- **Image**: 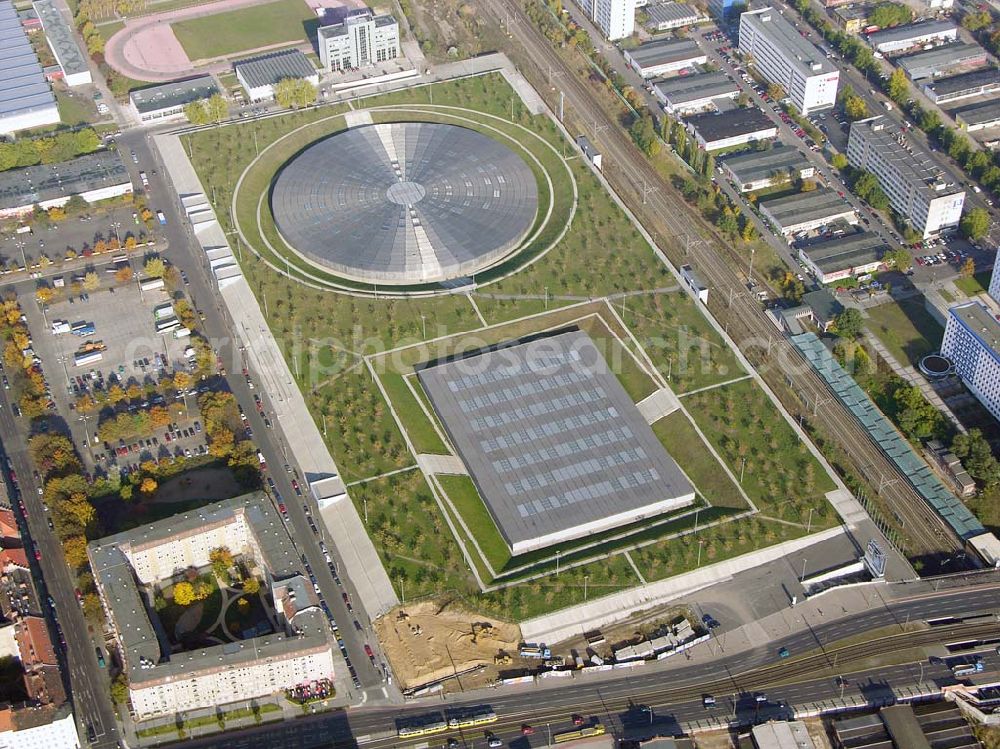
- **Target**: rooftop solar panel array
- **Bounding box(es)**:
[418,329,695,553]
[792,332,984,540]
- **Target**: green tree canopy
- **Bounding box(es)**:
[960,207,990,240]
[184,100,210,125]
[886,68,909,103]
[629,114,660,158]
[867,2,913,28]
[952,429,1000,488]
[833,308,864,339]
[274,78,317,109]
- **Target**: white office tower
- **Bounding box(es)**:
[989,258,1000,305]
[847,116,965,238]
[317,8,400,72]
[738,7,839,115]
[575,0,636,40]
[942,302,1000,423]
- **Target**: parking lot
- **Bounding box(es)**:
[23,275,210,473]
[0,204,148,273]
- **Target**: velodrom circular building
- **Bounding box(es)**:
[270,122,539,285]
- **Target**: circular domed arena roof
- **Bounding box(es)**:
[270,122,539,285]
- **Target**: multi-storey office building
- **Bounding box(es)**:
[738,7,840,114]
[846,116,965,238]
[317,9,399,72]
[941,302,1000,423]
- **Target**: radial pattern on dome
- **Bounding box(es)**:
[270,122,539,285]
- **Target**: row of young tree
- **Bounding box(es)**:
[0,130,102,173]
[0,298,53,420]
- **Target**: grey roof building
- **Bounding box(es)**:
[955,99,1000,131]
[271,122,538,285]
[0,149,132,219]
[624,38,707,77]
[32,0,91,86]
[685,107,777,150]
[417,329,695,554]
[644,1,704,31]
[88,493,334,718]
[652,71,740,114]
[759,187,857,235]
[847,116,965,238]
[867,19,957,54]
[922,68,1000,103]
[720,144,815,191]
[129,75,220,123]
[797,231,887,282]
[897,43,988,80]
[233,48,318,102]
[0,0,59,134]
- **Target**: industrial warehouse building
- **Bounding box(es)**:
[898,43,988,80]
[866,19,957,55]
[417,329,696,554]
[922,68,1000,104]
[32,0,91,86]
[317,8,399,73]
[624,38,707,78]
[738,7,840,114]
[129,76,220,123]
[797,232,886,283]
[685,108,777,151]
[847,116,965,238]
[942,302,1000,423]
[0,0,59,134]
[89,494,335,718]
[234,48,318,102]
[643,1,704,31]
[759,187,858,236]
[652,71,740,114]
[0,150,132,219]
[954,100,1000,131]
[721,144,815,191]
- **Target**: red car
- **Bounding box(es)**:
[572,715,585,726]
[364,644,374,659]
[34,548,41,561]
[521,725,535,736]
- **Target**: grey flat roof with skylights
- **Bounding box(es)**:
[417,329,695,554]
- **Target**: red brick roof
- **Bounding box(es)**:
[15,617,56,668]
[0,509,18,541]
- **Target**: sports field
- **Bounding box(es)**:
[171,0,315,61]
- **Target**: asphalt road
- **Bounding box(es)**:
[479,0,966,565]
[0,392,120,746]
[120,129,389,698]
[161,580,1000,749]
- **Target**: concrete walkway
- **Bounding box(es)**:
[153,129,400,620]
[636,387,680,424]
[519,525,846,644]
[416,454,466,475]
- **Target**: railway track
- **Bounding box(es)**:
[475,0,962,561]
[358,620,998,748]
